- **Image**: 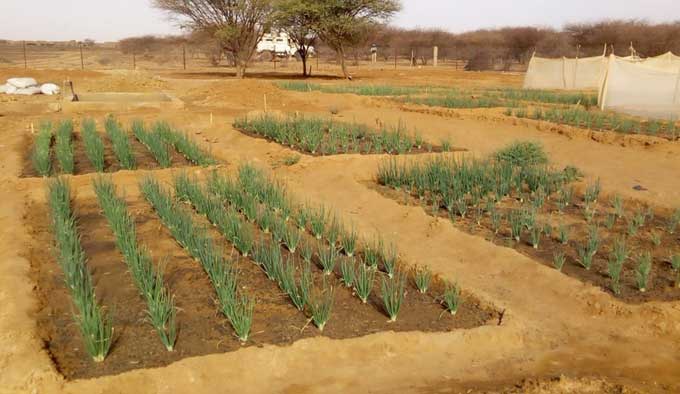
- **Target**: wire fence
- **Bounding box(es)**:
[0,41,527,73]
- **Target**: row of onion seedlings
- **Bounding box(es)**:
[47,177,113,362]
[93,177,176,350]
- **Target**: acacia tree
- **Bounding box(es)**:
[273,0,320,77]
[314,0,401,79]
[154,0,273,78]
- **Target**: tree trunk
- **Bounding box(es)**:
[301,54,308,77]
[338,46,350,79]
[235,58,247,79]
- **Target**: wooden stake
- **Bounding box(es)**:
[23,41,27,69]
[80,43,84,70]
[133,52,136,69]
[433,46,438,67]
[394,47,397,69]
[183,45,187,70]
[264,94,267,113]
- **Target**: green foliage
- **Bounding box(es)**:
[155,121,215,166]
[608,237,628,295]
[54,120,75,174]
[234,114,423,155]
[318,244,338,275]
[413,265,432,293]
[671,254,680,288]
[308,279,334,331]
[354,262,375,303]
[576,226,600,270]
[105,115,136,170]
[381,273,405,321]
[32,122,53,176]
[133,120,171,167]
[47,177,113,362]
[340,257,355,287]
[667,209,680,234]
[635,252,652,292]
[82,119,105,172]
[494,141,548,167]
[442,281,461,315]
[553,251,565,271]
[277,81,422,96]
[93,177,176,350]
[141,176,253,342]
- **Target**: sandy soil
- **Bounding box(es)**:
[1,65,679,394]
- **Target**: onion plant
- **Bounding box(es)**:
[382,242,398,278]
[635,252,652,292]
[553,251,566,272]
[82,118,105,172]
[381,273,406,321]
[105,115,136,170]
[671,254,680,287]
[54,120,74,174]
[32,122,53,176]
[341,227,358,257]
[132,120,171,167]
[94,177,176,350]
[576,226,600,270]
[413,265,432,293]
[280,258,311,311]
[584,179,601,204]
[47,177,113,362]
[308,279,334,331]
[442,281,461,315]
[318,244,338,275]
[340,257,355,287]
[667,210,680,234]
[608,237,628,295]
[611,195,624,219]
[354,262,375,303]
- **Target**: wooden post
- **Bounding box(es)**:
[183,45,187,70]
[79,43,84,70]
[263,94,267,113]
[394,47,398,69]
[132,52,136,69]
[316,53,319,71]
[23,41,27,69]
[433,46,438,67]
[410,49,414,67]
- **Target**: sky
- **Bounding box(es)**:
[0,0,678,42]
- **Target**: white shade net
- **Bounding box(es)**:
[523,55,607,90]
[599,55,680,120]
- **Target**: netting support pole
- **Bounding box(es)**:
[23,41,27,69]
[433,46,438,67]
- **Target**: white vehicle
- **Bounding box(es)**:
[257,31,314,58]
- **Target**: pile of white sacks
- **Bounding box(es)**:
[0,77,60,95]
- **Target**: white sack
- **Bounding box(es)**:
[7,77,38,89]
[5,84,18,94]
[15,86,43,95]
[0,84,9,93]
[40,83,60,95]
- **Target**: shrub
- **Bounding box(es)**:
[494,141,548,167]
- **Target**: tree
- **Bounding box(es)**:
[154,0,274,78]
[314,0,401,79]
[273,0,320,77]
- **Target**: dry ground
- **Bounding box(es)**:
[1,64,679,394]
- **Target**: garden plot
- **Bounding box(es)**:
[28,167,495,379]
[234,114,460,155]
[22,116,214,177]
[276,82,679,140]
[375,142,680,302]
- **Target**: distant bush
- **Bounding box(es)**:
[494,141,548,167]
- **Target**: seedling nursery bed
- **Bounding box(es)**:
[27,175,495,380]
